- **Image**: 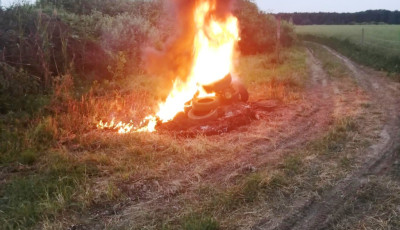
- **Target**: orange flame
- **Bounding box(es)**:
[97,0,239,133]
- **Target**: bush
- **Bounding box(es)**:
[235,0,277,54]
[281,20,297,47]
[0,5,73,89]
[96,12,160,74]
[234,0,295,55]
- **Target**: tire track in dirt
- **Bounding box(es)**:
[253,43,400,230]
[78,47,338,229]
[200,46,336,185]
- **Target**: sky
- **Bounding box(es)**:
[1,0,399,13]
[1,0,35,8]
[254,0,400,13]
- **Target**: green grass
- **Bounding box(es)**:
[297,25,400,56]
[296,25,400,74]
[181,215,219,230]
[236,46,308,101]
[0,152,96,229]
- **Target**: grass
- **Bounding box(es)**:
[169,116,363,229]
[0,46,308,229]
[332,175,400,229]
[306,42,353,80]
[1,41,397,229]
[296,25,400,74]
[236,46,308,101]
[297,25,400,56]
[181,215,219,230]
[0,152,95,229]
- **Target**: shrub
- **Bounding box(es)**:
[30,116,58,147]
[235,0,277,54]
[96,12,160,74]
[234,0,296,55]
[281,20,297,47]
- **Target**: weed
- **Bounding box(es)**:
[0,152,94,229]
[311,118,357,155]
[182,214,219,230]
[333,176,400,229]
[105,182,121,201]
[30,116,58,147]
[283,155,303,175]
[18,149,39,165]
[339,156,352,169]
[301,34,400,75]
[236,46,307,101]
[267,173,289,190]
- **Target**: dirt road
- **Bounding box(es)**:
[71,42,400,230]
[253,43,400,230]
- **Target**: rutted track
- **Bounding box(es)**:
[71,43,400,230]
[253,43,400,230]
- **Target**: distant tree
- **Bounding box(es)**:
[278,10,400,25]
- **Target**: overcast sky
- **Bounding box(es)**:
[253,0,400,13]
[1,0,400,13]
[1,0,35,7]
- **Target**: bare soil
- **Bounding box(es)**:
[253,43,400,230]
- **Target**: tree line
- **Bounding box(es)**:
[278,10,400,25]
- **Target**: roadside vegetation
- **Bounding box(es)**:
[0,0,298,229]
[2,0,399,229]
[297,25,400,75]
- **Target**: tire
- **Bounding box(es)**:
[184,100,192,114]
[188,108,218,122]
[220,87,240,105]
[202,73,232,93]
[232,81,249,102]
[192,96,220,112]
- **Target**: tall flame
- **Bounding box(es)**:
[97,0,239,133]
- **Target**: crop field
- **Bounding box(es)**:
[296,25,400,73]
[296,25,400,56]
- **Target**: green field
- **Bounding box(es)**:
[296,25,400,73]
[296,25,400,56]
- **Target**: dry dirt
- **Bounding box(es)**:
[253,43,400,230]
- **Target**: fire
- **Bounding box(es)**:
[97,0,239,133]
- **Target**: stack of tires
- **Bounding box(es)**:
[187,73,249,122]
[188,97,220,122]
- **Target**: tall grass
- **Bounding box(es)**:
[297,25,400,56]
[297,25,400,74]
[0,1,298,229]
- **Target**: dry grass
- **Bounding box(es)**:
[0,46,308,229]
[3,43,397,230]
[237,46,308,102]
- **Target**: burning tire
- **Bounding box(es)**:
[184,100,192,115]
[221,88,240,104]
[192,96,220,112]
[202,73,232,93]
[232,81,249,102]
[188,108,218,122]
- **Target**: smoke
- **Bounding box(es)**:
[143,0,236,83]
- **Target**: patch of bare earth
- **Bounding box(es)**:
[253,43,400,230]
